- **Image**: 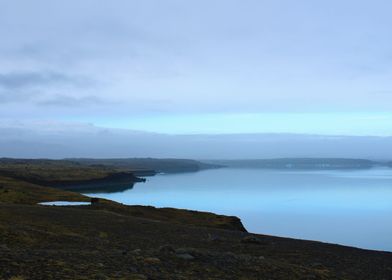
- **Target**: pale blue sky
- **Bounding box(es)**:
[1,0,392,135]
[92,112,392,136]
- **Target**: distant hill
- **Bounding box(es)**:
[1,124,392,159]
[206,158,382,170]
[0,158,222,194]
[68,158,222,174]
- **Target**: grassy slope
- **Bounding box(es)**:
[0,172,245,232]
[0,175,89,204]
[0,159,113,181]
[1,203,392,279]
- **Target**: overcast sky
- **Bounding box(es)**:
[1,0,392,135]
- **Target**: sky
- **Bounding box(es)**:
[1,0,392,135]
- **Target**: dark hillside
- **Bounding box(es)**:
[209,158,376,170]
[69,157,222,173]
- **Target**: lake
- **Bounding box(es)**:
[86,168,392,252]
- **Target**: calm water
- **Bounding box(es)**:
[87,168,392,251]
[38,201,91,206]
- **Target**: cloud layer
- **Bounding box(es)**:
[1,0,392,135]
[0,121,391,159]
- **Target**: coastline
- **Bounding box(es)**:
[1,159,392,279]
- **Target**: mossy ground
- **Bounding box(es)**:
[0,159,114,182]
[0,175,88,205]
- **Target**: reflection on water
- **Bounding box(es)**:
[86,168,392,251]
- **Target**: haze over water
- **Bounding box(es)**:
[88,168,392,252]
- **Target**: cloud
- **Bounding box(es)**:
[1,0,392,129]
[0,71,91,90]
[38,95,107,107]
[0,71,95,104]
[0,88,33,103]
[0,121,392,159]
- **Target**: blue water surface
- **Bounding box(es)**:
[87,168,392,251]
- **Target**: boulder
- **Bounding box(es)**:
[176,253,194,260]
[241,235,263,245]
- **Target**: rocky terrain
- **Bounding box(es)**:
[0,159,392,279]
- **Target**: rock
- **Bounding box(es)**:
[159,245,175,254]
[176,253,194,260]
[143,257,161,265]
[174,247,200,260]
[131,249,142,255]
[91,197,100,204]
[310,262,324,269]
[94,273,108,280]
[175,247,200,256]
[258,256,266,260]
[304,274,318,280]
[128,274,147,280]
[223,252,237,259]
[0,244,9,251]
[236,254,252,261]
[207,234,223,242]
[241,235,263,245]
